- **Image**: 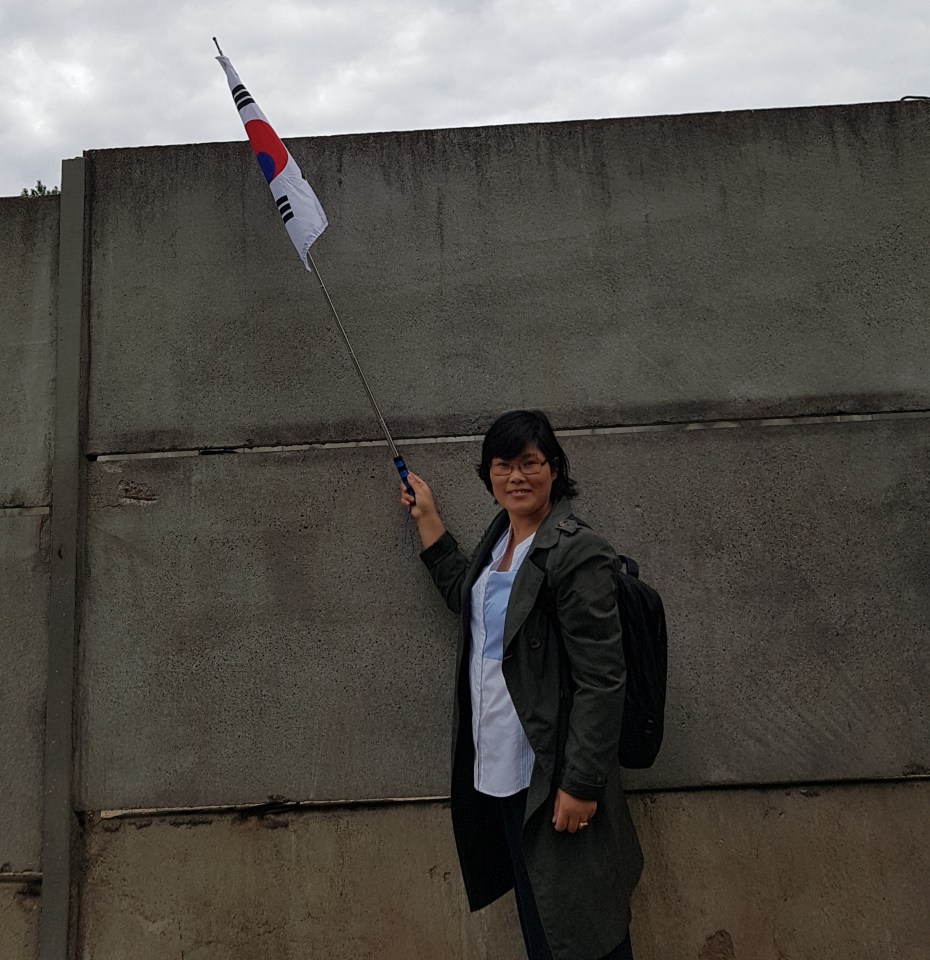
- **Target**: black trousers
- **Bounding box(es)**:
[498,790,634,960]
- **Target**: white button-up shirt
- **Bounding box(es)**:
[469,527,537,797]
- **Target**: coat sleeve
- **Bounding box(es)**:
[550,532,625,802]
[419,531,469,616]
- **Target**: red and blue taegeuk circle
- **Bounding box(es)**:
[245,119,288,184]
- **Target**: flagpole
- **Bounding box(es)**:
[213,42,413,500]
[306,250,415,498]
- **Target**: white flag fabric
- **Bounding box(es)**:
[217,55,328,270]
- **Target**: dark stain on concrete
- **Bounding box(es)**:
[14,880,41,902]
[167,817,214,829]
[233,800,300,826]
[700,929,735,960]
[116,477,158,505]
[261,817,290,830]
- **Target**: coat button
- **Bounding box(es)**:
[529,637,542,649]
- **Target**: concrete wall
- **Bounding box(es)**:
[77,781,930,960]
[77,802,522,960]
[0,194,57,959]
[0,885,39,960]
[69,100,929,958]
[3,100,929,958]
[79,418,929,809]
[86,101,930,453]
[0,197,58,507]
[0,515,50,870]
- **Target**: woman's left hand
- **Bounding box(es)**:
[552,789,597,833]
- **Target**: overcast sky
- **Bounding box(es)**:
[2,0,929,197]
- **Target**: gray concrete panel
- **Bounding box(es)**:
[565,418,930,790]
[79,418,928,808]
[79,446,497,810]
[630,780,930,960]
[76,782,930,960]
[86,101,930,454]
[0,884,39,960]
[78,802,520,960]
[0,197,58,505]
[0,515,49,870]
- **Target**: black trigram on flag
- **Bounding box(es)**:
[275,195,294,224]
[231,83,255,111]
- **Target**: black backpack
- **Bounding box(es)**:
[533,517,668,769]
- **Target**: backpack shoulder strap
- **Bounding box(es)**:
[617,554,639,578]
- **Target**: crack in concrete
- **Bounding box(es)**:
[86,408,930,463]
[89,774,930,823]
[0,872,42,884]
[96,794,451,821]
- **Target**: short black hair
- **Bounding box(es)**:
[476,409,578,501]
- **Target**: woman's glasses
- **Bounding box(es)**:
[490,457,549,477]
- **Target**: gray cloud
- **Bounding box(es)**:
[2,0,928,196]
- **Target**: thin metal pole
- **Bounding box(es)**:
[306,250,401,460]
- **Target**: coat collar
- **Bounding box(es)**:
[499,498,574,653]
[462,497,573,612]
[470,498,575,655]
[470,496,573,578]
[528,497,575,552]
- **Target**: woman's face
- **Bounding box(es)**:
[489,443,555,521]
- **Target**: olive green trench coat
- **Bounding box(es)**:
[420,497,643,960]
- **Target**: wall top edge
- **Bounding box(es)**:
[0,191,61,205]
[82,99,929,161]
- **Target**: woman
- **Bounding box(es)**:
[400,409,643,960]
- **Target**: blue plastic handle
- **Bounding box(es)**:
[394,455,415,501]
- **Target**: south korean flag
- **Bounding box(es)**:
[217,54,328,270]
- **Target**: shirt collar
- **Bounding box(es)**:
[490,525,537,568]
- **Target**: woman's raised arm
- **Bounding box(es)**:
[400,472,446,549]
[402,472,467,616]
